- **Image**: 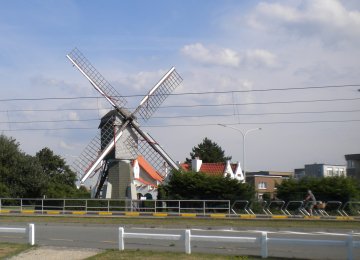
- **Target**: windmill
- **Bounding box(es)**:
[67,48,182,199]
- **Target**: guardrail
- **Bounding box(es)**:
[118,227,360,259]
[0,198,230,215]
[0,198,359,217]
[0,224,35,245]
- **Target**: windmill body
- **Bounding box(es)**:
[67,48,182,199]
[99,110,138,161]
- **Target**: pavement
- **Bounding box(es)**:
[9,246,103,260]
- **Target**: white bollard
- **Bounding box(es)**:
[185,229,191,254]
[119,227,124,250]
[28,224,35,246]
[347,231,353,260]
[260,231,268,258]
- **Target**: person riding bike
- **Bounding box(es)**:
[304,190,316,216]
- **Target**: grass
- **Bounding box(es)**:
[0,215,359,230]
[0,243,32,259]
[86,249,298,260]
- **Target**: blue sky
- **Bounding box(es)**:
[1,0,360,181]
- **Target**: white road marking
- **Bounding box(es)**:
[49,238,74,242]
[101,240,116,244]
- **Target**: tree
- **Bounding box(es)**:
[276,176,360,203]
[36,147,89,198]
[186,137,231,163]
[158,169,253,202]
[0,134,46,197]
[0,134,90,198]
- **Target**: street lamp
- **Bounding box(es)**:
[218,124,262,181]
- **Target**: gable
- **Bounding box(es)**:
[136,156,163,182]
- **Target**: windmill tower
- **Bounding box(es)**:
[67,48,182,199]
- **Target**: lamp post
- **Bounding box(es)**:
[218,124,261,181]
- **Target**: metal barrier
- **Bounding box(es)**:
[284,201,306,216]
[0,198,230,215]
[231,200,254,215]
[341,201,360,216]
[319,201,342,216]
[1,198,359,217]
[263,200,286,215]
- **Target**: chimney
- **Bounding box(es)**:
[191,157,202,172]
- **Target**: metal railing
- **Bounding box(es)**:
[0,198,359,217]
[0,198,230,215]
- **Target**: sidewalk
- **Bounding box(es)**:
[9,246,103,260]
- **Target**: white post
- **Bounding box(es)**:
[28,224,35,246]
[119,227,124,250]
[347,231,353,260]
[185,229,191,254]
[260,231,268,258]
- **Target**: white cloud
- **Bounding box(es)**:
[181,43,240,67]
[115,69,174,93]
[244,49,278,68]
[181,43,278,69]
[59,140,74,150]
[248,0,360,45]
[68,111,79,121]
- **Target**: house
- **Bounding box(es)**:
[245,171,292,200]
[294,168,306,179]
[304,163,346,178]
[180,159,290,199]
[245,175,284,200]
[180,157,244,182]
[246,171,293,178]
[345,154,360,181]
[294,163,347,179]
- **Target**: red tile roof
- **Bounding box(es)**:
[136,156,163,182]
[180,162,233,177]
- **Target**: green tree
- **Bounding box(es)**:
[0,135,46,197]
[186,137,231,163]
[276,176,360,203]
[36,147,90,198]
[0,134,90,198]
[158,169,253,202]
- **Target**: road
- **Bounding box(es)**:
[0,222,359,259]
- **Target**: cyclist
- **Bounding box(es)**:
[304,190,316,215]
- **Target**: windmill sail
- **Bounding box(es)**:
[67,48,127,110]
[124,131,178,178]
[133,67,182,121]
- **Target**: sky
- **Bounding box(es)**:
[1,0,359,181]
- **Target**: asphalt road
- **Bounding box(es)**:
[0,222,359,259]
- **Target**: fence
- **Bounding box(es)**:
[0,198,359,216]
[0,224,35,245]
[0,198,231,215]
[118,227,359,259]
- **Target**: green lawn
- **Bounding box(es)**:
[0,243,31,259]
[86,249,305,260]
